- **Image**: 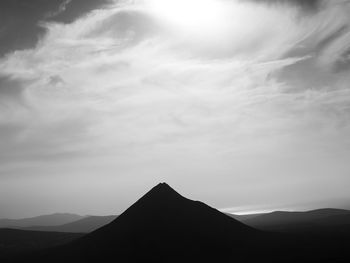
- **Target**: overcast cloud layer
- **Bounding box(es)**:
[1,0,350,218]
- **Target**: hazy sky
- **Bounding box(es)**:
[1,0,350,218]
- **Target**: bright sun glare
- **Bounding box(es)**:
[147,0,230,35]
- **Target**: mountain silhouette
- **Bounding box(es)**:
[23,215,117,233]
[239,208,350,234]
[0,213,84,229]
[8,183,350,263]
[30,183,263,262]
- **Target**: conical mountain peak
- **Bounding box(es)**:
[136,182,186,205]
[36,183,260,263]
[153,182,173,190]
[149,182,179,195]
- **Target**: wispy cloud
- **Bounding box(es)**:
[242,0,323,13]
[1,0,350,217]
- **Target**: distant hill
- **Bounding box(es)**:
[0,213,85,229]
[23,208,350,235]
[24,215,117,233]
[0,229,83,262]
[5,208,350,237]
[231,208,350,234]
[226,212,265,221]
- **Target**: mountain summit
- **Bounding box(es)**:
[148,182,178,192]
[134,182,186,205]
[30,183,262,263]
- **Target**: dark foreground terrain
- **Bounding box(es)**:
[0,229,83,262]
[2,183,350,262]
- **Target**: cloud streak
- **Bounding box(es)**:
[0,0,350,217]
[242,0,323,13]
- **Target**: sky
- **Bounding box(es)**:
[0,0,350,218]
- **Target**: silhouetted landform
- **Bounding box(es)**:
[18,183,268,262]
[234,208,350,235]
[24,215,117,233]
[0,229,83,262]
[7,208,350,235]
[0,213,85,229]
[4,183,350,262]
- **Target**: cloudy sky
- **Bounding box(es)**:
[1,0,350,218]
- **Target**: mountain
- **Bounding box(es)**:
[0,229,84,262]
[9,183,350,263]
[240,208,350,234]
[24,208,350,235]
[29,183,265,263]
[0,213,85,229]
[24,215,117,233]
